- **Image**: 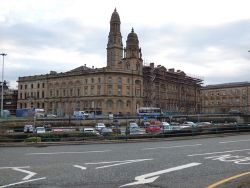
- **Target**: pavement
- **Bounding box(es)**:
[1,131,250,148]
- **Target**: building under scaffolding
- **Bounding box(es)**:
[143,63,203,115]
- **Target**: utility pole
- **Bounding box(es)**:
[0,53,7,118]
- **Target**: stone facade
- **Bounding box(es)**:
[143,63,202,114]
[201,82,250,114]
[17,9,203,116]
[17,9,143,116]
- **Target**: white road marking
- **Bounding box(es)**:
[12,167,37,180]
[73,165,87,170]
[219,139,250,144]
[120,162,201,187]
[205,154,250,164]
[142,144,202,150]
[188,148,250,157]
[0,166,37,180]
[0,166,30,169]
[95,159,153,169]
[0,177,46,188]
[84,159,153,169]
[27,150,111,155]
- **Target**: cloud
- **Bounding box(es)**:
[1,0,250,88]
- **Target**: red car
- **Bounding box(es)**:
[145,125,161,133]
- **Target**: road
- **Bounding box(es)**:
[0,134,250,187]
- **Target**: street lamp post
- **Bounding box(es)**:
[0,53,7,118]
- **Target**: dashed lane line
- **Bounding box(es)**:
[219,139,250,144]
[142,144,202,150]
[26,150,111,155]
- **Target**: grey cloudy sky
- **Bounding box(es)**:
[1,0,250,88]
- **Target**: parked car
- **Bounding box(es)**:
[44,124,52,132]
[196,122,213,128]
[23,124,34,133]
[181,121,197,127]
[145,125,161,133]
[110,125,121,134]
[83,127,99,135]
[100,127,113,136]
[126,122,141,135]
[35,127,46,134]
[46,114,57,118]
[161,122,172,133]
[95,123,106,131]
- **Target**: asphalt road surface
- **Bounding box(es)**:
[0,134,250,188]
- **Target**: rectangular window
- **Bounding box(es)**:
[97,85,101,95]
[91,86,94,95]
[84,86,88,95]
[108,86,112,95]
[126,86,130,96]
[118,85,122,96]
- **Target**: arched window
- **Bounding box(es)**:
[136,63,140,70]
[108,77,112,84]
[117,77,122,85]
[126,63,130,70]
[126,100,131,108]
[117,100,124,108]
[107,100,113,108]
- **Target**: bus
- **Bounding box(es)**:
[137,107,162,117]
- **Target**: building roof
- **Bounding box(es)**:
[203,81,250,89]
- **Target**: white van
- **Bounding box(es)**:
[73,111,89,119]
[23,125,34,133]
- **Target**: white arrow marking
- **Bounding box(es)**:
[120,162,201,187]
[0,177,46,188]
[12,167,37,180]
[73,165,87,170]
[85,158,153,169]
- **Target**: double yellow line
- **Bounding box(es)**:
[207,172,250,188]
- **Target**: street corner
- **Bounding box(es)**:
[207,172,250,188]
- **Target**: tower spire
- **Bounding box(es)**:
[107,9,123,69]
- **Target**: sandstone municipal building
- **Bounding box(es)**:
[17,9,202,116]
